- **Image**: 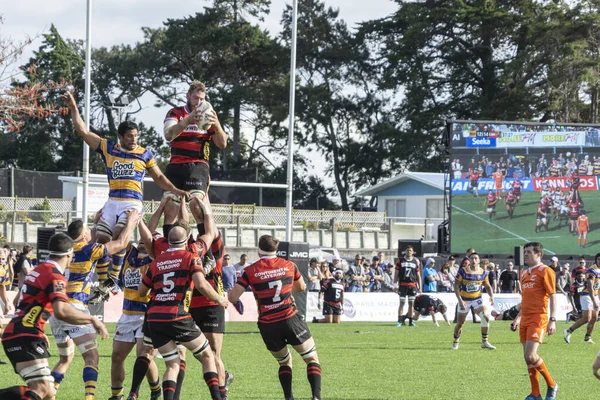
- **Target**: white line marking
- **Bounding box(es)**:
[483,236,562,241]
[452,205,557,255]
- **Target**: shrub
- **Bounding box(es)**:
[30,197,52,223]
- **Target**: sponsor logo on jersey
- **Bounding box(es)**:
[111,160,136,178]
[124,269,143,288]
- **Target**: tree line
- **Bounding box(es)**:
[1,0,600,209]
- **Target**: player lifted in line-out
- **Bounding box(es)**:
[483,189,498,222]
[228,235,322,400]
[452,252,496,350]
[577,211,590,248]
[394,245,422,327]
[108,239,161,400]
[411,294,450,327]
[564,252,600,345]
[162,81,228,238]
[0,233,109,400]
[62,92,188,294]
[504,188,517,219]
[516,242,558,400]
[138,195,229,400]
[313,269,345,324]
[49,212,139,400]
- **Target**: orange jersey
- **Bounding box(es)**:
[493,171,503,187]
[578,215,589,232]
[520,264,556,320]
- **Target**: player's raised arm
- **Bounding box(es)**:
[137,220,155,259]
[207,109,228,149]
[147,197,170,234]
[61,92,102,150]
[163,107,200,142]
[146,166,190,199]
[191,258,228,308]
[197,194,217,246]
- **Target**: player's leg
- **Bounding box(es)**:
[72,332,100,400]
[95,201,116,284]
[332,305,342,323]
[475,305,495,349]
[173,345,187,400]
[584,298,599,343]
[412,311,421,321]
[452,304,469,349]
[314,303,334,323]
[180,334,221,400]
[136,338,161,400]
[396,291,406,326]
[155,341,181,400]
[15,359,56,400]
[48,317,73,397]
[128,321,156,399]
[205,332,227,399]
[186,163,210,233]
[258,320,295,400]
[406,289,417,326]
[565,297,593,343]
[110,339,135,400]
[287,315,320,400]
[523,333,557,399]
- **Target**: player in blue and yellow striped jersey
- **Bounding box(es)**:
[48,211,140,400]
[452,252,496,350]
[109,242,162,400]
[564,252,600,344]
[62,92,189,291]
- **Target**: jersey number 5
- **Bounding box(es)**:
[269,280,282,302]
[163,272,175,293]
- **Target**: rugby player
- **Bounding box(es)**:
[162,81,227,238]
[452,252,495,350]
[48,212,139,400]
[512,177,523,203]
[62,92,188,293]
[228,235,322,400]
[491,302,522,331]
[394,246,421,327]
[518,242,558,400]
[535,202,548,233]
[483,189,498,222]
[412,294,450,327]
[138,197,228,400]
[0,233,109,400]
[577,211,590,248]
[564,252,600,344]
[568,271,585,322]
[504,188,517,219]
[313,269,345,324]
[492,168,504,197]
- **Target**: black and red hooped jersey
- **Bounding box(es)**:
[506,192,516,204]
[395,257,421,287]
[320,278,344,306]
[190,232,225,308]
[142,249,203,322]
[568,202,579,218]
[164,106,216,165]
[2,261,68,341]
[512,180,522,194]
[152,233,203,259]
[486,192,497,206]
[237,256,301,323]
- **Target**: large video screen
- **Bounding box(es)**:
[449,120,600,257]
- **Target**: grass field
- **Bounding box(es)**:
[451,191,600,256]
[1,321,599,399]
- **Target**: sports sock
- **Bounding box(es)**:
[51,371,64,391]
[149,378,161,393]
[163,224,174,238]
[162,380,177,400]
[111,249,126,280]
[527,363,541,396]
[567,327,575,333]
[278,365,293,399]
[0,386,27,400]
[111,387,123,397]
[534,357,555,388]
[585,333,592,341]
[130,356,151,397]
[21,390,42,400]
[83,365,99,400]
[96,255,111,283]
[307,362,322,399]
[203,372,221,400]
[219,386,226,397]
[578,238,581,246]
[482,333,489,342]
[173,360,186,400]
[453,334,460,342]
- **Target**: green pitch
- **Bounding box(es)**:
[451,191,600,256]
[0,321,597,399]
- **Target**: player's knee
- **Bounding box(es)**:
[19,363,54,389]
[524,354,537,364]
[95,222,113,241]
[191,338,212,362]
[275,350,292,367]
[299,345,318,364]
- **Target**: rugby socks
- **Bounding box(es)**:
[527,363,541,397]
[533,357,556,388]
[585,333,592,342]
[307,362,322,399]
[174,360,186,400]
[162,380,177,400]
[111,249,126,281]
[129,356,151,397]
[197,223,205,236]
[163,224,174,238]
[149,378,161,395]
[278,365,293,399]
[219,386,226,398]
[21,390,42,400]
[203,372,221,400]
[51,371,64,391]
[0,386,27,400]
[482,332,489,342]
[111,386,123,398]
[83,365,99,400]
[96,255,111,283]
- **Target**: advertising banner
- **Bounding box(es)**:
[532,176,598,191]
[451,178,534,194]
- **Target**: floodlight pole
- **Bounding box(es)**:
[82,0,92,221]
[285,0,298,242]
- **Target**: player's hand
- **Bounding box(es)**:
[92,318,109,340]
[593,354,600,380]
[61,92,77,111]
[317,302,321,310]
[510,319,519,331]
[207,109,220,129]
[547,320,556,336]
[217,295,229,309]
[173,189,191,200]
[125,209,141,223]
[459,300,466,310]
[4,302,13,314]
[489,297,495,306]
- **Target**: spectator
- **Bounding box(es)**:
[362,261,374,292]
[422,258,439,293]
[345,254,365,292]
[499,261,520,293]
[221,254,237,292]
[572,257,587,280]
[382,265,397,293]
[319,261,331,285]
[370,256,384,292]
[549,256,560,273]
[484,260,497,293]
[13,244,34,290]
[556,264,571,296]
[377,252,388,271]
[233,253,250,278]
[307,258,323,292]
[438,263,453,293]
[448,255,458,278]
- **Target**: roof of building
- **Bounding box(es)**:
[355,172,447,196]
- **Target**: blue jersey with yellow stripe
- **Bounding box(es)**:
[0,260,7,285]
[66,241,107,307]
[119,247,151,315]
[456,266,488,301]
[583,265,600,296]
[96,138,157,202]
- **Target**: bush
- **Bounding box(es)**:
[0,205,6,223]
[30,197,52,223]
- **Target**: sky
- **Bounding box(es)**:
[1,0,398,196]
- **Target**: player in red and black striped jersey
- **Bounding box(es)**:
[228,235,322,400]
[162,81,228,239]
[313,269,345,324]
[0,233,108,400]
[504,188,517,218]
[412,294,450,327]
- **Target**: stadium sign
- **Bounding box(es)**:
[450,178,533,194]
[466,137,496,147]
[496,130,585,148]
[533,176,598,191]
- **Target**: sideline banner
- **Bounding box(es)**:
[533,176,598,191]
[451,178,534,195]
